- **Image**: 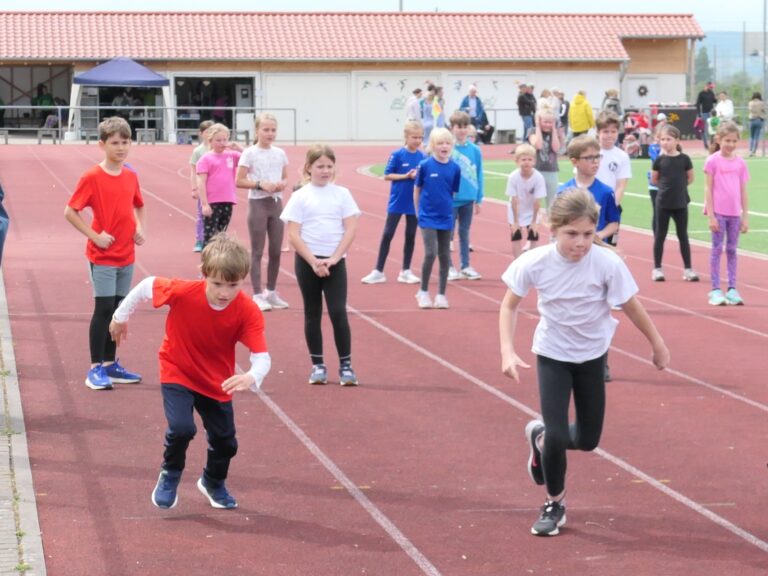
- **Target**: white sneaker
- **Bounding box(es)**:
[651,268,665,282]
[253,294,273,311]
[433,294,449,309]
[361,269,386,284]
[461,266,481,280]
[415,290,433,309]
[447,267,462,281]
[397,269,420,284]
[264,290,289,309]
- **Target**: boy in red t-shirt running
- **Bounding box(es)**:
[64,116,146,391]
[109,234,271,510]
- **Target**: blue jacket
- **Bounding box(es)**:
[451,142,484,207]
[459,95,486,123]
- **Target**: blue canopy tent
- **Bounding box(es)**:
[68,57,172,139]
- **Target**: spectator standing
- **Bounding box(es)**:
[405,88,423,122]
[517,84,537,140]
[747,92,765,156]
[695,81,717,149]
[715,92,734,122]
[568,91,594,138]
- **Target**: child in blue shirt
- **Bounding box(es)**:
[361,121,425,285]
[558,135,620,241]
[414,127,461,310]
[447,111,484,281]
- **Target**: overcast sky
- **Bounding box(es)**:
[7,0,765,32]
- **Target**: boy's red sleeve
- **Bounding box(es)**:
[67,174,93,211]
[133,176,145,208]
[152,277,175,308]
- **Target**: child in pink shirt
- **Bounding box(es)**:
[703,121,750,306]
[197,124,243,246]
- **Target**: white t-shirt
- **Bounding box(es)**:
[505,169,546,226]
[596,146,632,192]
[280,183,361,257]
[237,145,289,200]
[501,243,638,363]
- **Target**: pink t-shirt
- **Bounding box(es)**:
[703,152,749,217]
[197,150,241,204]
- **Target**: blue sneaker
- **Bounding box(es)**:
[708,289,726,306]
[152,469,181,509]
[104,359,142,384]
[85,364,113,390]
[197,475,238,509]
[725,288,744,306]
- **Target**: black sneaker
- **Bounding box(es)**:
[531,499,566,536]
[197,475,238,509]
[152,469,181,509]
[524,420,545,486]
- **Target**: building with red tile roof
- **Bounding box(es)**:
[0,11,704,141]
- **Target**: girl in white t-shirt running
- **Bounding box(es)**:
[499,188,669,537]
[280,145,361,386]
[236,113,290,312]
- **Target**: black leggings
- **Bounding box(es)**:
[203,202,233,246]
[294,255,351,367]
[375,213,418,272]
[537,354,606,496]
[89,296,123,364]
[420,228,451,294]
[653,205,691,269]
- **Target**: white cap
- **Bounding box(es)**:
[656,113,667,121]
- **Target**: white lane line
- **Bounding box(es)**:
[253,387,443,576]
[348,305,768,554]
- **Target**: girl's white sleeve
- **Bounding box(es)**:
[248,352,272,391]
[112,276,156,323]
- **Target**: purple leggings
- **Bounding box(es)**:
[710,214,740,290]
[195,198,204,242]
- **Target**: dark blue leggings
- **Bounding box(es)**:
[161,383,237,482]
[537,354,606,496]
[374,213,418,272]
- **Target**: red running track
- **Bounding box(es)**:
[1,143,766,575]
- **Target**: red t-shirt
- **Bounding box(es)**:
[152,278,267,402]
[68,165,144,266]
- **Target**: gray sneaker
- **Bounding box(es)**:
[308,364,328,385]
[524,420,545,486]
[339,365,358,387]
[531,499,566,536]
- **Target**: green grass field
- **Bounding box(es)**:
[370,157,768,255]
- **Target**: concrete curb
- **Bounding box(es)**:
[0,269,46,576]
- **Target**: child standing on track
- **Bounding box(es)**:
[361,121,425,285]
[188,120,214,253]
[650,124,698,283]
[499,188,669,537]
[196,124,243,246]
[506,144,546,259]
[414,127,461,309]
[64,116,146,391]
[447,111,484,281]
[281,145,361,386]
[527,108,560,213]
[704,121,750,306]
[236,113,290,312]
[595,112,631,246]
[109,234,271,510]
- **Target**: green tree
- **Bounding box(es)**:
[695,45,715,88]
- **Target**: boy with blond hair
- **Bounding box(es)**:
[109,234,271,510]
[64,116,146,391]
[506,144,547,258]
[447,110,484,281]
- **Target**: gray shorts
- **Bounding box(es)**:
[88,263,134,298]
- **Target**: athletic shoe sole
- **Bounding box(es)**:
[84,378,113,391]
[197,477,237,509]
